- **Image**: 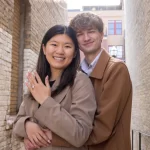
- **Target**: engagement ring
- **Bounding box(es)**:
[32,85,35,89]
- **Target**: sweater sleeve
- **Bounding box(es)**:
[34,72,96,147]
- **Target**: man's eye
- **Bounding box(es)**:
[77,33,82,37]
[89,30,95,33]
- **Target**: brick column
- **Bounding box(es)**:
[125,0,150,149]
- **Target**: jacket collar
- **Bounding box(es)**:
[90,49,110,79]
[51,76,70,104]
[51,76,61,92]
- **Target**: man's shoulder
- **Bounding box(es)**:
[107,57,127,71]
[109,56,125,64]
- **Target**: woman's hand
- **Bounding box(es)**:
[25,121,51,148]
[24,138,37,150]
[25,71,51,104]
[42,129,52,142]
[24,130,52,150]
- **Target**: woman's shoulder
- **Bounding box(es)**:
[24,93,32,100]
[22,93,34,104]
[75,71,90,81]
[73,71,93,89]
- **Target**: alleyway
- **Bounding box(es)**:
[0,0,150,149]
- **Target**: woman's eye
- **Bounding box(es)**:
[51,44,57,46]
[65,46,71,48]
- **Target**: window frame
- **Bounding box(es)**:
[108,45,123,58]
[108,20,122,35]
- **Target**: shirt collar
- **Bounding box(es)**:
[81,49,103,75]
[90,49,110,79]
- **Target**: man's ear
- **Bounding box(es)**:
[42,44,46,55]
[101,32,104,38]
[100,32,104,42]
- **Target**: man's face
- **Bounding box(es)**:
[76,28,103,55]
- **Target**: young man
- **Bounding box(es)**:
[24,13,132,150]
[52,12,132,150]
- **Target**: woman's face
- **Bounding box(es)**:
[43,34,75,73]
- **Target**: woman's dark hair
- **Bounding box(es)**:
[35,25,80,96]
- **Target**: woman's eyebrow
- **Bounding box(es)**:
[49,40,57,43]
[64,42,73,45]
[49,40,73,45]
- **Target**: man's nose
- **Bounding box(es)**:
[83,33,90,41]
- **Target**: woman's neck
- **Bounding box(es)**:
[50,68,63,81]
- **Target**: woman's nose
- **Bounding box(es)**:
[56,46,64,54]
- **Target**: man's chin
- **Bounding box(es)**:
[80,49,93,54]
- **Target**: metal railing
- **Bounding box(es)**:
[132,129,150,150]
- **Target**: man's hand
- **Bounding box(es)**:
[24,138,37,150]
[25,121,51,148]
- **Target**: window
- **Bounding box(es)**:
[116,46,123,58]
[108,46,123,58]
[108,21,115,35]
[104,26,107,37]
[108,20,122,35]
[116,21,122,34]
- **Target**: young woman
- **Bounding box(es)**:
[13,25,96,150]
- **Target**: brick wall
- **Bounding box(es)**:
[125,0,150,149]
[0,0,67,149]
[28,0,67,52]
[0,0,15,149]
[10,0,21,115]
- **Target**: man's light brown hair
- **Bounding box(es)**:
[69,12,104,32]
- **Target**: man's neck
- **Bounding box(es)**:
[84,49,101,65]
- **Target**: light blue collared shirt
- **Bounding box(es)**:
[81,49,103,76]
